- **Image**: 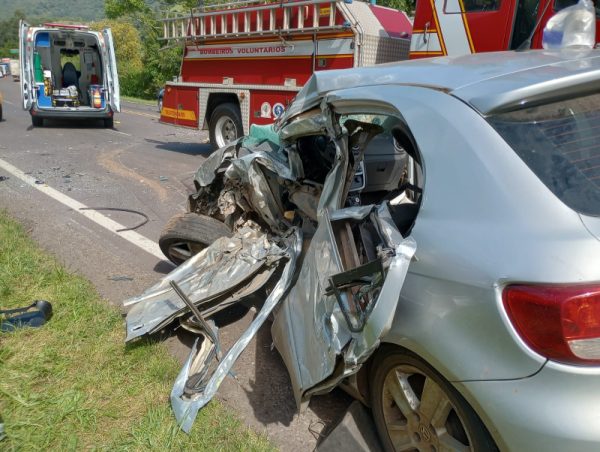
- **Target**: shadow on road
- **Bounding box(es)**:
[244,313,353,430]
[31,118,108,129]
[145,138,213,156]
[153,260,176,274]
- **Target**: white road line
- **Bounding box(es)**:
[0,157,165,261]
[3,99,16,106]
[109,129,132,136]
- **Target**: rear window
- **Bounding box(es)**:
[488,92,600,216]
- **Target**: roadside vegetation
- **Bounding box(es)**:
[0,211,273,451]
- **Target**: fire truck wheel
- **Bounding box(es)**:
[209,103,243,150]
[31,116,43,127]
[159,212,232,265]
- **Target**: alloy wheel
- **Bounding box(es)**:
[381,364,473,452]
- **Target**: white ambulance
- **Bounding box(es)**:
[19,21,120,127]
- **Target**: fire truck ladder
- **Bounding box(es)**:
[161,0,352,42]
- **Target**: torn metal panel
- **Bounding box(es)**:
[194,144,237,187]
[271,205,416,408]
[272,211,350,408]
[171,228,302,432]
[278,108,328,143]
[124,227,287,342]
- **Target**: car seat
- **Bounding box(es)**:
[62,62,79,88]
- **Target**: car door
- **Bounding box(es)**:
[271,108,417,408]
[19,20,34,110]
[102,28,120,113]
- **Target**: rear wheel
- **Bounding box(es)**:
[31,115,43,127]
[104,117,114,128]
[370,347,497,452]
[209,103,243,150]
[159,212,232,265]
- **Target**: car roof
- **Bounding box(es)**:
[283,49,600,120]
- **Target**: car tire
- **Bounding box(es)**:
[159,212,232,265]
[209,103,243,150]
[31,116,43,127]
[370,346,497,452]
[104,117,114,128]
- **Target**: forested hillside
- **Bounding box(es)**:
[0,0,105,21]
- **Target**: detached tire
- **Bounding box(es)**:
[159,212,232,265]
[31,115,43,127]
[370,347,497,452]
[209,103,243,150]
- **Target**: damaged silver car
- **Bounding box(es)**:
[127,49,600,452]
[127,99,418,432]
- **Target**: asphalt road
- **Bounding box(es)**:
[0,77,351,450]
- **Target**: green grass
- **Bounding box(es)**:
[0,211,274,451]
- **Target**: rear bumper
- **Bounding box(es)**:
[31,105,113,119]
[460,362,600,451]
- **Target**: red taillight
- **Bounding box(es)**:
[503,284,600,365]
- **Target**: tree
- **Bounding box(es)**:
[0,10,26,58]
[378,0,416,15]
[92,19,144,74]
[105,0,148,19]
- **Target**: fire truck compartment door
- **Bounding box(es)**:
[19,20,34,111]
[440,0,516,53]
[102,28,120,113]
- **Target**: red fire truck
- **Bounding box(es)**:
[411,0,599,58]
[160,0,599,149]
[158,0,412,148]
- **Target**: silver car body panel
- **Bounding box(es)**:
[171,228,302,433]
[125,227,287,341]
[331,84,600,381]
[460,361,600,451]
[579,214,600,242]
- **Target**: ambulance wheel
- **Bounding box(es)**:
[104,117,114,128]
[31,116,43,127]
[209,103,243,150]
[159,212,232,265]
